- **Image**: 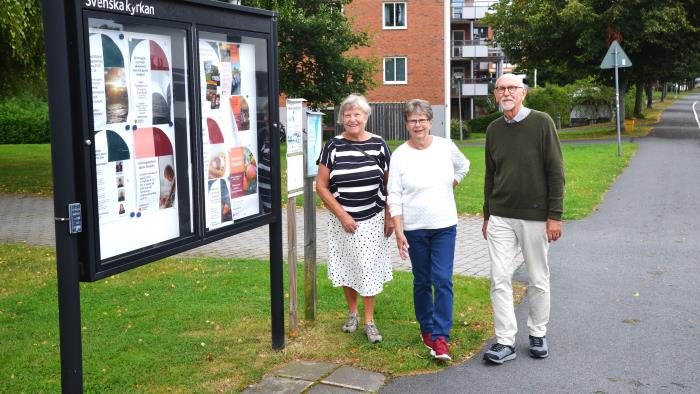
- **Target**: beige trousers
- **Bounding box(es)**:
[487,215,550,346]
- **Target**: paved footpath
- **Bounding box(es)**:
[0,196,493,277]
[382,93,700,393]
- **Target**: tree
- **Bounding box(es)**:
[0,0,46,97]
[241,0,376,108]
[484,0,700,121]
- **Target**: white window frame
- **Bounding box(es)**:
[384,57,407,85]
[383,2,407,30]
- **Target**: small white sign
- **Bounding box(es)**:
[286,99,304,154]
[287,154,304,197]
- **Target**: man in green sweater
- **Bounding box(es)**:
[481,73,565,364]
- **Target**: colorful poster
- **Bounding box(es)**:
[89,25,181,259]
[200,38,259,230]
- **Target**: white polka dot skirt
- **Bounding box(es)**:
[327,212,393,297]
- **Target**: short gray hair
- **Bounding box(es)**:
[338,93,371,123]
[404,99,433,121]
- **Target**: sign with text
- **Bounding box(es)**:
[305,111,323,177]
[45,0,279,281]
[286,99,305,197]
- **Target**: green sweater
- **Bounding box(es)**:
[483,110,565,221]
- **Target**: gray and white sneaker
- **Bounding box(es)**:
[364,322,383,343]
[483,343,516,364]
[341,313,359,333]
[529,335,549,358]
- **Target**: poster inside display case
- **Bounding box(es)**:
[87,18,192,260]
[199,32,265,230]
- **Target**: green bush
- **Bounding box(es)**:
[624,85,637,119]
[525,84,573,126]
[450,118,470,140]
[468,111,502,133]
[0,95,50,144]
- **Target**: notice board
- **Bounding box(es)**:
[44,0,282,281]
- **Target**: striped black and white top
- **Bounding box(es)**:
[317,135,391,221]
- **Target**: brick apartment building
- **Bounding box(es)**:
[342,0,513,139]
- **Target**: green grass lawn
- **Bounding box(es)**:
[0,144,52,195]
[0,142,636,220]
[455,143,638,220]
[0,243,498,393]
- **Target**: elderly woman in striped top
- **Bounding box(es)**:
[316,93,394,343]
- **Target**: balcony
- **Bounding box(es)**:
[453,78,489,96]
[451,1,496,20]
[452,39,489,58]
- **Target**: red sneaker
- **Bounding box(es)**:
[420,332,434,351]
[432,337,451,361]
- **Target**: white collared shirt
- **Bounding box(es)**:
[504,106,531,123]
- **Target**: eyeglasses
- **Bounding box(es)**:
[495,86,523,94]
[407,118,430,126]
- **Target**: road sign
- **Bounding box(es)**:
[600,40,632,69]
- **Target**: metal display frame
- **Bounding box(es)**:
[42,0,284,391]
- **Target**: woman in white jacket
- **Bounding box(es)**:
[388,99,469,361]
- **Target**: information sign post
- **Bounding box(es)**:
[285,98,305,334]
[303,111,323,321]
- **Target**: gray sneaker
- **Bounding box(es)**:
[483,343,516,364]
[341,313,359,333]
[364,322,383,343]
[529,335,549,358]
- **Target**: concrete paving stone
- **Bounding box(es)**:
[241,376,313,394]
[273,360,339,381]
[306,383,365,393]
[321,365,385,392]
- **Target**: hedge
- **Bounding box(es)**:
[0,95,50,144]
[468,111,502,133]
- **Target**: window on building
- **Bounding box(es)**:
[384,57,407,84]
[383,2,406,29]
[473,26,488,41]
[452,0,464,19]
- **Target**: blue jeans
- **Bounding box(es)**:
[404,225,456,341]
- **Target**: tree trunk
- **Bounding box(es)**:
[634,81,644,118]
[619,79,628,132]
[646,82,653,109]
[661,82,667,102]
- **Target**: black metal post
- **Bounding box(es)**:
[269,14,285,350]
[269,218,285,349]
[42,0,84,391]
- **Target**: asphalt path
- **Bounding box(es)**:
[382,92,700,393]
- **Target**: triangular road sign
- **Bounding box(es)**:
[600,40,632,69]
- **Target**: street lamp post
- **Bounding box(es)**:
[454,72,464,140]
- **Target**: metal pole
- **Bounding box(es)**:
[41,0,84,391]
[534,68,538,88]
[55,212,83,394]
[458,80,463,140]
[614,47,622,157]
[269,217,285,349]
